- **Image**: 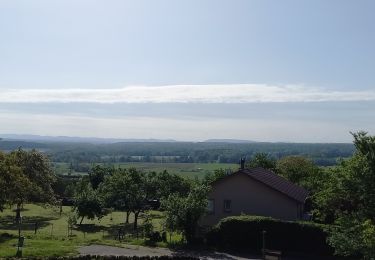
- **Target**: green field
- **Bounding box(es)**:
[53,162,238,178]
[0,204,176,257]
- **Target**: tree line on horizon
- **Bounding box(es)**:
[0,140,354,166]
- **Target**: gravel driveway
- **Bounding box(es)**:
[78,244,260,259]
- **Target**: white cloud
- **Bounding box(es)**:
[1,84,375,103]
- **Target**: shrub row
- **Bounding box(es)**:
[205,215,333,256]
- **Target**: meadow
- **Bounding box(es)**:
[0,204,176,258]
[53,162,238,178]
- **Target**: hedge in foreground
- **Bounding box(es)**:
[205,215,333,256]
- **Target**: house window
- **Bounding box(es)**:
[223,200,232,212]
[207,199,215,214]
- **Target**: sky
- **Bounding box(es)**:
[0,0,374,142]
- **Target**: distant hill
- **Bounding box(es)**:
[204,139,257,143]
[0,134,176,144]
[0,135,354,166]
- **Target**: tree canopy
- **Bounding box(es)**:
[161,183,209,243]
[0,149,56,210]
[313,132,375,258]
[245,152,276,170]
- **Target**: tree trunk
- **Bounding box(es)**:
[79,216,84,225]
[126,211,130,224]
[133,211,139,230]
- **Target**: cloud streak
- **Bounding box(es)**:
[1,84,375,103]
[0,111,363,142]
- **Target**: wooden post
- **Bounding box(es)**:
[262,230,266,258]
[50,224,54,237]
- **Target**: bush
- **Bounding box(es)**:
[205,215,333,256]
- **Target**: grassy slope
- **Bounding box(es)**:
[0,204,172,257]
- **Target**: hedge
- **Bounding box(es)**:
[205,215,333,256]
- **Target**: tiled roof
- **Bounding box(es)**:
[237,167,309,203]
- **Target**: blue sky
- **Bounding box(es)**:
[0,0,374,142]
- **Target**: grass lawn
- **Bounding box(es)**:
[0,204,179,257]
[54,162,238,178]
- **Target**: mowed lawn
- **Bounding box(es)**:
[0,204,170,257]
[54,162,238,178]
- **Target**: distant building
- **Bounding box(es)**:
[201,167,309,226]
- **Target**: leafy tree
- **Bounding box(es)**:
[154,170,191,199]
[0,149,55,210]
[246,152,276,170]
[101,168,133,223]
[315,132,375,258]
[10,149,56,204]
[74,182,104,225]
[125,168,155,229]
[203,168,228,185]
[327,215,375,258]
[101,168,156,229]
[275,156,325,193]
[89,165,113,190]
[162,184,209,243]
[0,151,30,210]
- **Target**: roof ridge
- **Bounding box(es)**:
[239,167,309,203]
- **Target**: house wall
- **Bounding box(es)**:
[200,172,302,226]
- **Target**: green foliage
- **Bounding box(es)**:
[73,182,104,225]
[142,214,154,238]
[101,168,192,229]
[202,168,228,185]
[11,149,56,202]
[89,165,114,190]
[161,184,209,244]
[101,168,152,229]
[52,176,77,198]
[327,215,375,258]
[0,149,56,210]
[314,132,375,221]
[0,139,355,166]
[310,132,375,258]
[206,215,332,255]
[153,170,191,199]
[275,156,321,190]
[101,168,132,213]
[245,153,276,170]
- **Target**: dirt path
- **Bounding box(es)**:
[78,244,260,259]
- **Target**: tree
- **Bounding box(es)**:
[89,165,112,190]
[125,168,155,229]
[315,132,375,258]
[162,184,209,244]
[275,156,325,193]
[101,168,133,224]
[154,170,191,199]
[203,168,228,185]
[246,152,276,170]
[73,182,104,225]
[101,168,155,229]
[0,149,56,210]
[327,215,375,258]
[0,151,30,210]
[10,149,56,204]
